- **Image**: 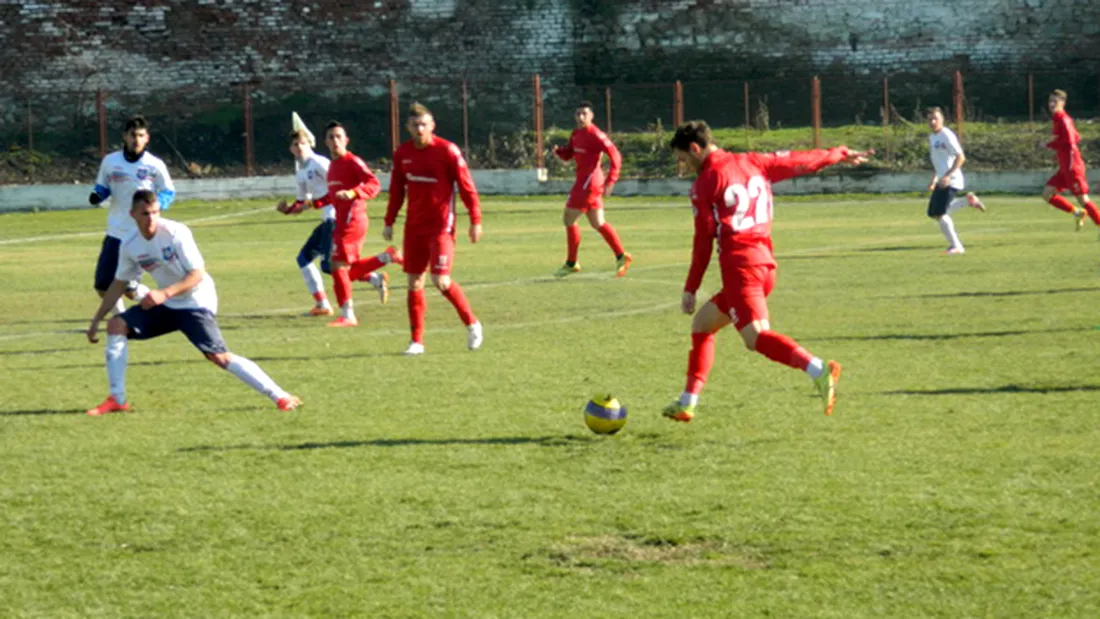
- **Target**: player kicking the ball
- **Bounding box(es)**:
[663,121,873,421]
[383,103,483,355]
[551,101,630,278]
[1041,89,1100,234]
[85,190,301,415]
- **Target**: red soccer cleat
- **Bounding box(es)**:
[86,395,131,416]
[327,317,359,328]
[276,395,302,411]
[385,246,404,266]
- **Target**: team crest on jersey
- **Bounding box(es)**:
[136,167,151,181]
[161,246,176,261]
[137,256,159,272]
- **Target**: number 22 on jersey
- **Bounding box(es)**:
[717,175,772,233]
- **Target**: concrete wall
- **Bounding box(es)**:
[2,170,1092,213]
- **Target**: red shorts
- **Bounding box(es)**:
[1047,167,1090,195]
[332,218,367,264]
[404,231,456,276]
[708,264,776,331]
[566,182,604,211]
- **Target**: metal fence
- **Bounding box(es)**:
[2,69,1098,183]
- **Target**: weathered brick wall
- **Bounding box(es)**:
[1,0,1097,169]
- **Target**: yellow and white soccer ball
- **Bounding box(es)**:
[584,394,628,435]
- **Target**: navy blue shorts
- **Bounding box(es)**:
[297,220,334,274]
[94,236,122,292]
[927,187,958,218]
[120,305,229,354]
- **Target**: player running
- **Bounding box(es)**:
[551,101,631,277]
[1042,89,1100,233]
[89,115,176,315]
[323,121,401,328]
[85,190,301,415]
[925,106,985,255]
[663,120,873,422]
[383,103,483,356]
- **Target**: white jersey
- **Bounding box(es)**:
[928,127,965,190]
[296,153,334,221]
[115,218,218,313]
[95,150,176,239]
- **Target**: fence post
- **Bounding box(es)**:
[96,89,107,160]
[461,79,470,156]
[883,77,890,162]
[673,80,684,127]
[533,73,544,170]
[243,84,254,177]
[1028,73,1034,125]
[389,79,399,156]
[26,98,33,152]
[953,70,964,143]
[811,76,822,149]
[605,86,612,133]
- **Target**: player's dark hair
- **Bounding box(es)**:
[124,115,149,133]
[325,120,344,133]
[577,101,594,112]
[131,189,157,211]
[925,106,944,118]
[668,121,713,151]
[408,102,432,118]
[1051,89,1068,102]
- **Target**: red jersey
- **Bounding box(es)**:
[1048,110,1085,171]
[385,136,481,235]
[684,147,851,293]
[555,124,622,191]
[326,152,381,225]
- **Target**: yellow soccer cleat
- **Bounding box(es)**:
[553,262,582,278]
[813,360,842,416]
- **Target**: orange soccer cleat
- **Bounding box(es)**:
[276,395,303,411]
[86,395,131,417]
[813,360,842,416]
[309,305,335,316]
[616,253,633,277]
[327,316,359,328]
[661,400,696,423]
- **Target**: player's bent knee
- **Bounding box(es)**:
[106,316,129,336]
[206,352,231,368]
[432,275,451,291]
[1042,186,1056,201]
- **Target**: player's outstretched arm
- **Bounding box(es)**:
[759,147,874,183]
[87,279,129,343]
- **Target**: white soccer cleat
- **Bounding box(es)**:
[966,192,986,213]
[467,321,483,351]
[945,246,966,255]
[403,341,425,356]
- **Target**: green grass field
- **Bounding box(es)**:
[2,195,1098,617]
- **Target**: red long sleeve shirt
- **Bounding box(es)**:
[1047,110,1084,171]
[385,136,480,235]
[684,147,850,293]
[554,124,622,191]
[326,152,381,225]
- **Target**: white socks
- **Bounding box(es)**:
[938,215,963,249]
[678,392,700,407]
[947,197,969,214]
[132,283,151,303]
[341,302,356,321]
[106,334,128,403]
[111,298,126,316]
[805,357,825,379]
[301,264,325,297]
[225,356,289,403]
[368,272,382,288]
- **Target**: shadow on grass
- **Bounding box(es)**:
[0,408,84,416]
[883,384,1100,396]
[806,326,1083,342]
[180,434,596,453]
[0,347,82,356]
[913,286,1100,299]
[31,350,404,371]
[852,245,929,253]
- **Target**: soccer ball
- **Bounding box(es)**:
[584,395,628,435]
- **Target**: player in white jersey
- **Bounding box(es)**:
[276,128,389,314]
[89,115,176,313]
[84,190,302,415]
[925,107,985,254]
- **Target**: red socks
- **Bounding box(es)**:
[1084,201,1100,226]
[597,223,625,256]
[566,225,581,263]
[754,331,813,371]
[333,268,352,308]
[407,289,426,343]
[1048,194,1078,214]
[441,282,476,326]
[685,332,716,395]
[349,255,385,281]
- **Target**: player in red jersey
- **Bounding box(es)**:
[663,121,873,421]
[551,101,631,277]
[1042,90,1100,233]
[323,121,402,328]
[383,103,483,355]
